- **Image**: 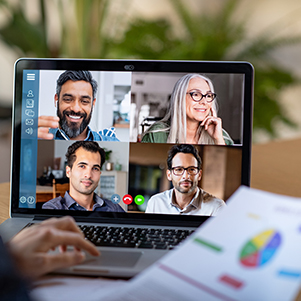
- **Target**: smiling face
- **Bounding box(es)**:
[66,147,102,198]
[55,80,96,139]
[167,152,202,195]
[185,77,213,123]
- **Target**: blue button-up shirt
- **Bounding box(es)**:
[49,126,119,141]
[42,191,125,212]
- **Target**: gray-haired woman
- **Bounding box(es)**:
[141,73,233,145]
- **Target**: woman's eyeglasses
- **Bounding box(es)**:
[187,91,216,103]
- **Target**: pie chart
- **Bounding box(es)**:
[239,229,281,268]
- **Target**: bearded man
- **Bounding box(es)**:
[146,144,225,216]
[38,70,119,141]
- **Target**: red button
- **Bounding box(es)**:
[123,194,133,205]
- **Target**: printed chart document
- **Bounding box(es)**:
[104,186,301,301]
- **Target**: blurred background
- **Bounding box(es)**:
[1,0,301,183]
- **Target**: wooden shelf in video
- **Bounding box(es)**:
[114,123,129,128]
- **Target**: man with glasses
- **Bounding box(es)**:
[145,144,226,215]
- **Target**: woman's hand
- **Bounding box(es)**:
[201,108,226,145]
[7,216,100,280]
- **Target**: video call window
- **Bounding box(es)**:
[130,72,244,145]
[36,140,129,211]
[18,68,246,216]
[38,70,131,142]
[128,143,242,214]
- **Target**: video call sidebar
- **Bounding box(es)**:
[19,70,40,208]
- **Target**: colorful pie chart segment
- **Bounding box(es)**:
[240,229,281,268]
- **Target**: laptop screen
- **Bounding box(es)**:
[11,59,253,224]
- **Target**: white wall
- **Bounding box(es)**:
[95,71,131,140]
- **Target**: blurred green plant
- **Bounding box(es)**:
[0,0,49,56]
[0,0,110,57]
[0,0,300,137]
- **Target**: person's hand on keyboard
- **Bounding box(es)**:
[7,216,100,280]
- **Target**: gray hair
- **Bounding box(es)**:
[56,70,98,99]
[150,74,218,144]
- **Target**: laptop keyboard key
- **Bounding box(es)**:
[79,225,194,250]
[137,242,154,249]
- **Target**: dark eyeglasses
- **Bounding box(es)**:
[171,166,199,176]
[187,91,216,103]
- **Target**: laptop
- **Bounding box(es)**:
[0,59,254,277]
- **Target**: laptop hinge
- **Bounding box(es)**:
[33,215,65,221]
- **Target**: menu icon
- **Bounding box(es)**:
[27,73,35,81]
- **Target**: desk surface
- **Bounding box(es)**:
[251,138,301,197]
[0,182,9,224]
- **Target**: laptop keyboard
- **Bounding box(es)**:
[79,225,194,250]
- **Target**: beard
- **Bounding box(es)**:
[173,179,198,194]
[57,103,92,139]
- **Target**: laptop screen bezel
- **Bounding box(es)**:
[11,58,254,227]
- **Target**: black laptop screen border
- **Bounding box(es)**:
[11,58,253,226]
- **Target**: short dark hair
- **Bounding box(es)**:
[66,141,106,169]
[56,70,98,99]
[167,144,202,170]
